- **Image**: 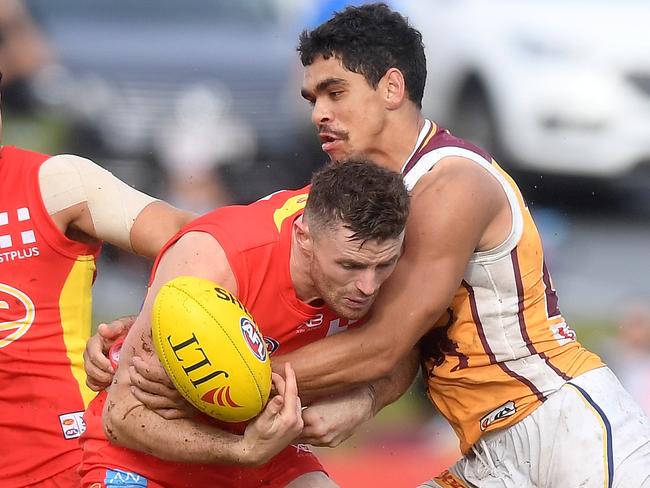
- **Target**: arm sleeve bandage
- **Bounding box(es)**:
[39,154,158,251]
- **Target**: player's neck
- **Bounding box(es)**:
[366,113,426,172]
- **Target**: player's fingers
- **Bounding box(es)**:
[297,421,341,447]
[85,378,107,392]
[281,363,300,412]
[263,395,284,417]
[298,422,324,439]
[271,372,286,397]
[83,345,114,390]
[300,407,322,429]
[132,356,175,388]
[129,365,179,398]
[98,315,135,339]
[97,323,125,352]
[278,364,303,433]
[131,385,184,411]
[85,334,114,373]
[84,362,114,390]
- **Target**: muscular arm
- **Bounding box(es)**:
[369,347,420,412]
[104,232,301,465]
[274,158,510,395]
[41,154,195,258]
[298,349,419,447]
[104,232,243,462]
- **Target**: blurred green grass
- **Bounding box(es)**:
[2,110,70,153]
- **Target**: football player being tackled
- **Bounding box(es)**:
[78,160,415,488]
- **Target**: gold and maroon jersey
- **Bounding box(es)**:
[404,122,603,453]
[0,146,100,485]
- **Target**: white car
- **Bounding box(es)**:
[402,0,650,180]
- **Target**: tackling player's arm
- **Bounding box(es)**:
[103,232,303,465]
[274,158,511,395]
[299,348,419,447]
[41,154,195,258]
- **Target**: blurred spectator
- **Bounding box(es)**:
[0,0,52,111]
[605,298,650,415]
[156,84,256,213]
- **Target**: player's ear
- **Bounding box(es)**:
[294,218,314,254]
[382,68,406,110]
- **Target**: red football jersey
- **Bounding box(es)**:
[80,187,359,487]
[0,146,101,485]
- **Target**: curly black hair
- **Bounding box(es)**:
[298,3,426,108]
[305,159,410,244]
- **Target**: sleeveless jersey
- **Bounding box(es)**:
[80,187,359,487]
[0,146,100,486]
[404,122,603,453]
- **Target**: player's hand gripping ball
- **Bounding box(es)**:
[151,276,271,422]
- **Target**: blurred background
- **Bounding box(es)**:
[4,0,650,485]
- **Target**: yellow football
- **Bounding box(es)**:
[151,276,271,422]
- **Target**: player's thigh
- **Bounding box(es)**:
[286,471,339,488]
[567,367,650,487]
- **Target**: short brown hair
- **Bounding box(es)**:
[305,159,409,243]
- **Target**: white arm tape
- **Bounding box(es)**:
[39,154,158,251]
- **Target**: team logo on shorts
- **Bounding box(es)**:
[240,317,267,362]
[480,400,516,431]
[0,283,35,348]
[59,411,86,440]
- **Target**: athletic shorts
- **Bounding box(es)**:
[80,444,326,488]
[23,465,82,487]
[419,367,650,487]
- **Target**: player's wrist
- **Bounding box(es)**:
[237,434,267,467]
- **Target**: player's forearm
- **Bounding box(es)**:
[369,348,420,414]
[104,386,248,465]
[273,326,402,397]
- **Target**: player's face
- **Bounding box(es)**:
[301,55,388,163]
[309,225,403,320]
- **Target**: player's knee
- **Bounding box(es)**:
[286,471,339,487]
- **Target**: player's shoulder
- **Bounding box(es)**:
[413,155,492,196]
[188,186,310,251]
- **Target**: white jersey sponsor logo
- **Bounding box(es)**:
[0,207,40,264]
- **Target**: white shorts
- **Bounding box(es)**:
[419,367,650,487]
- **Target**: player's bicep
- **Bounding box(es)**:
[116,231,236,379]
[106,232,236,419]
